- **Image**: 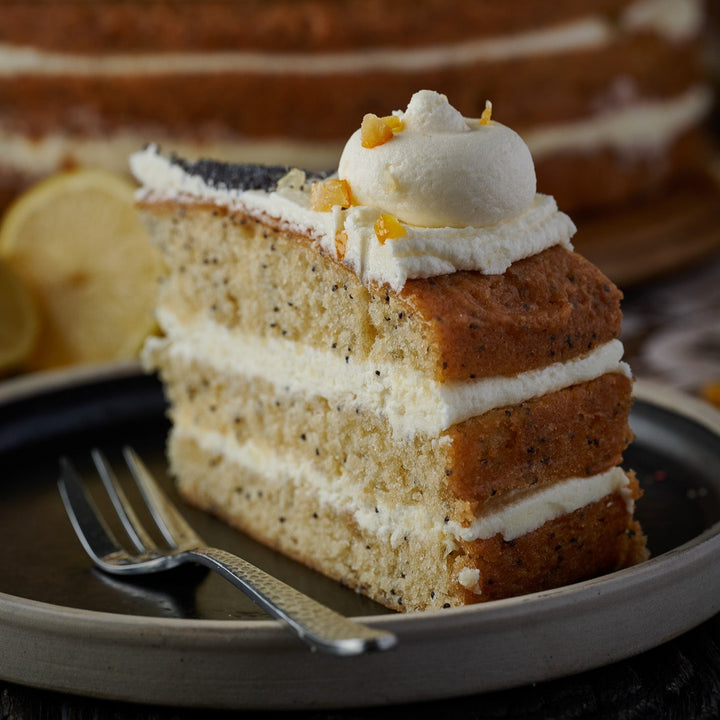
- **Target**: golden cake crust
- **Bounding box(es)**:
[454,474,646,603]
[401,245,623,382]
[449,373,634,515]
[536,127,710,213]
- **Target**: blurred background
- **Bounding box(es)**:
[0,0,718,391]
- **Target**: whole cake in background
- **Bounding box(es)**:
[132,90,648,612]
[0,0,714,218]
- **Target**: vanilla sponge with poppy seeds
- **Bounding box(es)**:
[132,91,648,612]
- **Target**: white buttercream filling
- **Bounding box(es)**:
[179,424,631,550]
[0,127,344,176]
[621,0,702,41]
[0,21,607,75]
[526,85,712,156]
[449,466,633,542]
[149,309,630,438]
[341,195,574,286]
[0,0,702,77]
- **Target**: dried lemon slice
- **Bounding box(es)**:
[0,259,39,375]
[0,168,163,371]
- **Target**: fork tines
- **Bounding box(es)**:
[58,447,201,572]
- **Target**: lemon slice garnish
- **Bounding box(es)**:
[0,259,39,376]
[0,168,163,371]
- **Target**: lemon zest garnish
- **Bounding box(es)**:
[381,115,405,133]
[361,113,405,148]
[479,100,493,126]
[335,230,349,261]
[374,214,407,245]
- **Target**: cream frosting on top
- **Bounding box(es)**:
[131,90,576,291]
[338,90,536,228]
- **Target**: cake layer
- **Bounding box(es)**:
[530,123,709,212]
[169,430,644,610]
[444,373,634,512]
[138,196,623,382]
[451,478,645,603]
[146,332,632,511]
[1,86,709,179]
[0,0,638,53]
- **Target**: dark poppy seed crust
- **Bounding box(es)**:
[167,152,332,193]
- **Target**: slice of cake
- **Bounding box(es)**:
[132,90,648,612]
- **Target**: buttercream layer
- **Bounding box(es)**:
[3,84,709,174]
[146,309,629,437]
[133,142,574,290]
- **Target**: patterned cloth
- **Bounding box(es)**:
[622,250,720,397]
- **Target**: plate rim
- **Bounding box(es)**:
[1,364,720,709]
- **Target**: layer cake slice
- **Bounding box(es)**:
[131,90,647,612]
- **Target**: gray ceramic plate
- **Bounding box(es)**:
[0,365,719,711]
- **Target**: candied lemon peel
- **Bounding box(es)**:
[361,113,405,149]
[310,178,353,212]
[0,168,164,371]
[375,214,407,245]
[334,230,349,261]
[479,100,493,126]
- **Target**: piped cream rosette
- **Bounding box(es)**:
[338,89,537,228]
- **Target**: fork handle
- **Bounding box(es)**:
[187,546,396,656]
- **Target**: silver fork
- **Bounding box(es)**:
[57,446,397,656]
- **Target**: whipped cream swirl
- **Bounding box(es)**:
[339,90,537,228]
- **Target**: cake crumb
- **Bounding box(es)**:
[457,568,482,595]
